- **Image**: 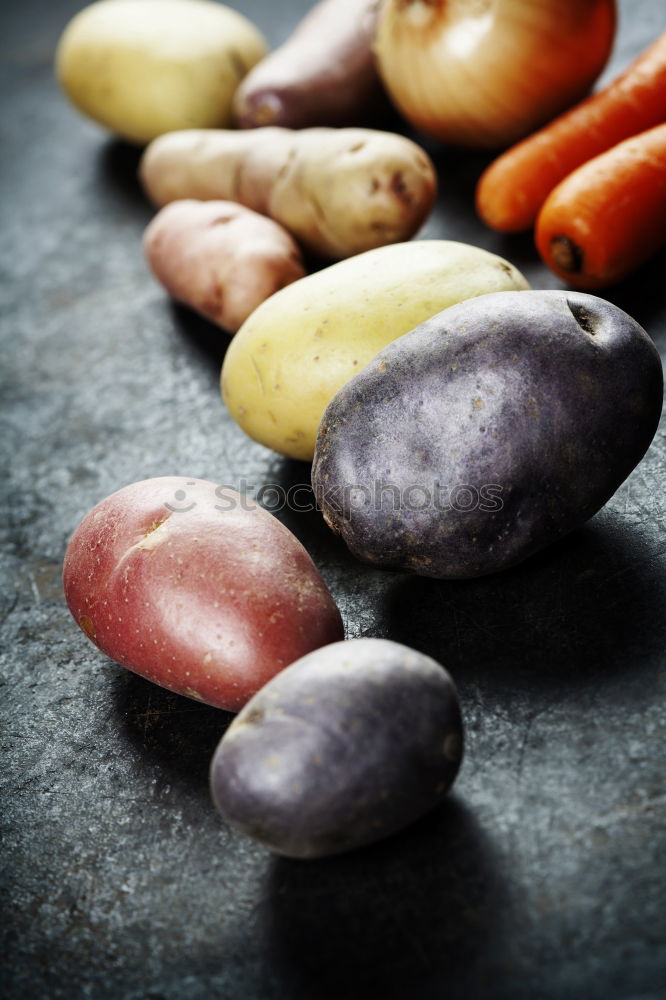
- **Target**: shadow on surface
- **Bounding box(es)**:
[258,457,345,556]
[96,138,149,212]
[170,301,232,372]
[112,671,232,791]
[264,796,505,1000]
[601,246,666,334]
[384,513,666,690]
[253,458,404,636]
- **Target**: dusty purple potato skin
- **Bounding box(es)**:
[232,0,383,129]
[209,638,463,858]
[312,290,663,579]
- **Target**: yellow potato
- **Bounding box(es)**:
[221,240,530,461]
[55,0,267,145]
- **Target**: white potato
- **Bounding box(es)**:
[221,240,530,460]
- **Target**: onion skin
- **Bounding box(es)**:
[374,0,617,149]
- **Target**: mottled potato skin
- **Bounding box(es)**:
[139,126,436,259]
[210,638,463,858]
[221,240,529,460]
[143,200,305,333]
[63,477,343,711]
[233,0,383,129]
[312,291,663,578]
[55,0,267,144]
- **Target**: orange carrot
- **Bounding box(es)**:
[476,32,666,233]
[535,123,666,289]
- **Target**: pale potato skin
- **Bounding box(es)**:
[221,240,530,461]
[143,200,306,333]
[55,0,267,145]
[138,126,437,259]
[63,477,344,712]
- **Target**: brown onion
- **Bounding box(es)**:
[374,0,616,149]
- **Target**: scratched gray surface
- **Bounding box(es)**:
[1,1,665,998]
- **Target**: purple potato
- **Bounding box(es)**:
[312,290,663,578]
[209,638,463,858]
[232,0,383,129]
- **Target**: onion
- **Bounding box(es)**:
[373,0,616,149]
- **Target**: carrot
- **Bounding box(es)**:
[534,123,666,289]
[476,32,666,233]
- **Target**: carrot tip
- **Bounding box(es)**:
[550,235,584,273]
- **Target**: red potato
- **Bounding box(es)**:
[232,0,383,129]
[63,477,344,712]
[143,200,306,333]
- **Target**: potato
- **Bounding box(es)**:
[312,291,664,578]
[221,240,529,461]
[55,0,267,145]
[139,126,436,258]
[210,638,463,858]
[63,477,343,711]
[232,0,383,129]
[143,200,306,333]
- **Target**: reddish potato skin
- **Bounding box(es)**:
[63,477,343,711]
[232,0,383,129]
[143,200,306,333]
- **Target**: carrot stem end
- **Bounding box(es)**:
[550,235,584,273]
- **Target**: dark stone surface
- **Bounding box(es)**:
[1,2,665,998]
